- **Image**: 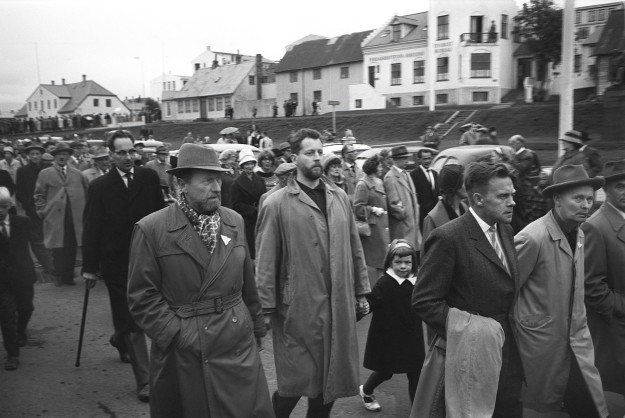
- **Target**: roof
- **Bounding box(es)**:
[35,80,117,114]
[14,104,28,118]
[168,61,255,99]
[275,30,373,73]
[365,12,427,48]
[594,9,625,55]
[285,34,328,52]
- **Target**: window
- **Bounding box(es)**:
[575,11,581,24]
[192,99,199,112]
[163,82,167,91]
[195,63,200,71]
[436,94,448,104]
[390,97,401,107]
[40,100,43,110]
[54,99,57,108]
[184,100,191,113]
[355,99,362,108]
[472,92,489,102]
[173,81,176,90]
[501,14,508,39]
[578,27,589,40]
[249,76,255,85]
[34,101,37,110]
[313,68,321,80]
[106,99,111,107]
[392,24,401,42]
[413,96,424,105]
[216,97,223,111]
[28,102,31,111]
[47,100,50,109]
[413,60,425,83]
[437,56,449,81]
[224,96,231,107]
[290,93,298,103]
[313,90,322,102]
[437,15,449,40]
[93,98,99,107]
[166,102,171,116]
[178,101,184,113]
[588,10,596,22]
[340,66,350,79]
[471,53,491,78]
[391,63,402,85]
[574,54,581,73]
[289,71,298,82]
[208,98,215,112]
[598,8,606,21]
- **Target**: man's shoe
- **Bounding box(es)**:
[17,333,27,347]
[137,384,149,402]
[359,385,381,412]
[109,335,130,363]
[4,356,19,371]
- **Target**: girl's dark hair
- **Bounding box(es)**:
[383,239,418,274]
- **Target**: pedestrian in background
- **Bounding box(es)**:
[81,147,110,183]
[514,165,608,417]
[1,146,22,183]
[34,142,88,286]
[128,143,273,417]
[321,153,348,193]
[255,150,278,192]
[420,126,441,150]
[341,143,363,198]
[359,239,424,412]
[410,149,439,231]
[354,155,390,284]
[145,145,176,202]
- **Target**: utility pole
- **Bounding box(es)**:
[558,0,575,156]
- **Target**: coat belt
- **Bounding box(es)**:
[172,292,242,318]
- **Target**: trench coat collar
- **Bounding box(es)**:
[389,165,413,191]
[601,202,625,244]
[464,211,516,279]
[362,175,385,194]
[285,176,337,213]
[544,210,582,260]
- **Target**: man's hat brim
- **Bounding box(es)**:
[167,165,229,175]
[542,177,605,198]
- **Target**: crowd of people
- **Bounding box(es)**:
[0,125,623,418]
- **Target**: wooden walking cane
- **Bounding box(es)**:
[75,282,91,367]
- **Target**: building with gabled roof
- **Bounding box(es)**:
[274,30,372,115]
[594,7,625,95]
[23,75,130,119]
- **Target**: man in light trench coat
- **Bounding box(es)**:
[127,143,273,418]
[256,128,371,418]
[514,164,608,418]
[582,159,625,401]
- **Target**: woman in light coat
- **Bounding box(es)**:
[353,155,390,285]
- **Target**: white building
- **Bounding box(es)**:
[149,72,190,102]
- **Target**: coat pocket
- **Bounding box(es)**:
[281,279,295,306]
[518,315,552,329]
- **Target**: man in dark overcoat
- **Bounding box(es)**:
[82,130,164,402]
[410,149,439,230]
[412,161,523,417]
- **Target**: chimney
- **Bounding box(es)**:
[212,60,219,69]
[62,78,65,85]
[82,74,86,82]
[51,80,55,85]
[206,45,211,51]
[256,54,263,100]
[236,54,242,64]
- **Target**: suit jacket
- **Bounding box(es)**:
[231,172,266,258]
[82,167,164,280]
[341,161,363,197]
[15,163,45,216]
[384,166,421,249]
[0,169,15,197]
[581,145,602,177]
[582,202,625,395]
[410,166,439,229]
[0,214,37,288]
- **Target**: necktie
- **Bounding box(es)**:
[61,166,66,180]
[0,221,7,239]
[426,169,434,189]
[488,226,509,274]
[125,172,133,188]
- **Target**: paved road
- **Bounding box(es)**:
[1,275,625,417]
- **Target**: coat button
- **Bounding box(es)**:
[203,359,209,364]
[232,317,238,323]
[204,326,209,331]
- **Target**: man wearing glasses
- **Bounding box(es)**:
[82,130,164,402]
[341,143,363,197]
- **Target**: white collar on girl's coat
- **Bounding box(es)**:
[386,268,416,286]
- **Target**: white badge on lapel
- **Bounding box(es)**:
[221,235,231,246]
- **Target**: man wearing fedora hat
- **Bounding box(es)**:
[127,143,273,417]
[34,142,89,286]
[514,165,608,417]
[81,147,110,183]
[582,159,625,403]
[82,130,164,402]
[552,130,602,179]
[384,145,421,251]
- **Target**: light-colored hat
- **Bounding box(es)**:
[321,153,341,172]
[274,162,296,176]
[542,165,604,198]
[560,130,590,145]
[166,144,228,175]
[3,146,15,156]
[218,149,237,161]
[42,153,54,162]
[238,148,256,166]
[91,147,109,159]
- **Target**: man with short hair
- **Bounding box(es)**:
[82,130,164,402]
[256,128,370,418]
[459,122,480,146]
[69,140,91,171]
[420,126,442,150]
[514,165,608,417]
[34,142,88,286]
[582,159,625,404]
[413,161,523,417]
[82,147,110,183]
[410,149,439,230]
[127,143,273,417]
[145,145,175,202]
[385,146,421,250]
[341,143,363,197]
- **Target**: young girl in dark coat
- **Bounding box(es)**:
[359,239,425,412]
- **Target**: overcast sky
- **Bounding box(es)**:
[0,0,614,114]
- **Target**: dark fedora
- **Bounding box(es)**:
[166,144,228,175]
[390,145,410,158]
[542,165,604,198]
[25,144,45,154]
[603,159,625,183]
[50,142,74,156]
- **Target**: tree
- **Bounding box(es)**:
[143,98,161,123]
[514,0,563,84]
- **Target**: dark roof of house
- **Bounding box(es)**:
[275,30,372,73]
[365,12,428,48]
[594,9,625,55]
[35,80,116,114]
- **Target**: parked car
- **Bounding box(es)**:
[430,145,515,173]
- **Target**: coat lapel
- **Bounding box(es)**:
[199,210,239,293]
[465,212,512,276]
[544,212,573,259]
[603,203,625,244]
[168,206,210,271]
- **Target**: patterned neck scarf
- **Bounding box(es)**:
[177,193,220,254]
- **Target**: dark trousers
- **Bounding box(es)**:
[0,288,18,357]
[493,337,524,418]
[15,285,34,337]
[272,392,335,418]
[51,206,77,283]
[563,353,603,418]
[363,371,420,403]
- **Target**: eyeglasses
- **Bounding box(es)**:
[114,149,137,157]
